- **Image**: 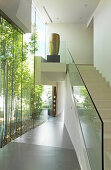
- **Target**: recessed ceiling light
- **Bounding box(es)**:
[84,4,88,7]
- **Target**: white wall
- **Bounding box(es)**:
[94,0,111,85]
[56,74,91,170]
[46,23,93,64]
[56,82,65,117]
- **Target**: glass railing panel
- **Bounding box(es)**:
[67,53,103,170]
[66,49,74,64]
[73,85,102,170]
[59,41,67,63]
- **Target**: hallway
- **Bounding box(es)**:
[0,115,80,170]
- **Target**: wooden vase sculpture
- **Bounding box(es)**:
[49,33,60,55]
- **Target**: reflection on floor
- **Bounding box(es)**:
[0,114,80,170]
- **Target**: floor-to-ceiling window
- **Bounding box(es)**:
[0,16,23,146]
[0,6,50,148]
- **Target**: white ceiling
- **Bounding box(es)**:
[34,0,100,24]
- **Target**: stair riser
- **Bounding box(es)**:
[85,82,109,86]
[83,79,107,83]
[104,123,111,133]
[93,101,111,109]
[90,94,111,100]
[98,109,111,120]
[77,67,96,71]
[101,115,111,119]
[104,153,111,170]
[87,88,111,94]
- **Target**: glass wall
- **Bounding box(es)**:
[35,10,46,59]
[31,4,46,59]
[0,17,22,146]
[0,7,48,147]
[22,6,48,132]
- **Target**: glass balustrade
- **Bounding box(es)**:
[67,50,103,170]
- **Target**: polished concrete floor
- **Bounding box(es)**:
[0,115,80,170]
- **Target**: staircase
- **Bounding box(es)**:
[77,65,111,170]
